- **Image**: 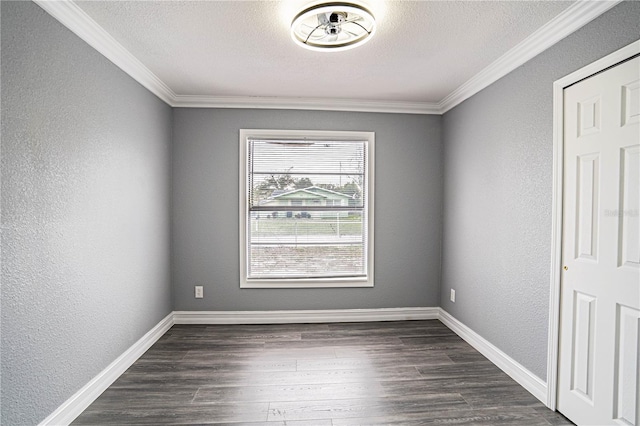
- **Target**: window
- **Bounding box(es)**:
[240,129,374,288]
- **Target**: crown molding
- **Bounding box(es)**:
[33,0,438,114]
[171,94,441,114]
[34,0,176,105]
[36,0,620,115]
[438,0,622,114]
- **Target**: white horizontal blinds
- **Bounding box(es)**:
[247,138,368,279]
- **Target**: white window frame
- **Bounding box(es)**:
[239,129,375,288]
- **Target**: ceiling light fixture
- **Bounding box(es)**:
[290,2,376,52]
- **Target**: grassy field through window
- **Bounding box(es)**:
[250,216,363,238]
[250,244,364,277]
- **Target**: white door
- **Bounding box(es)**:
[558,55,640,425]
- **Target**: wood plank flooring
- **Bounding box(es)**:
[73,320,573,425]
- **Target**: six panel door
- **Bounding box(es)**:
[558,56,640,425]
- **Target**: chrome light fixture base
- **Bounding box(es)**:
[291,2,376,52]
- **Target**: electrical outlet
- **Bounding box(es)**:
[450,289,456,303]
[195,286,204,299]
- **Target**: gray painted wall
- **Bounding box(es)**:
[3,0,637,423]
[1,3,173,425]
[172,109,442,310]
[440,1,640,381]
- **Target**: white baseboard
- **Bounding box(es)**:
[438,309,548,405]
[40,307,551,425]
[38,312,175,426]
[173,307,439,324]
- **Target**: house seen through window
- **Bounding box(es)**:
[239,129,374,288]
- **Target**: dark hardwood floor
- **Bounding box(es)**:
[73,320,573,425]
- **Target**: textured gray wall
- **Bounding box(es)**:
[440,1,640,381]
[1,2,173,425]
[3,1,636,423]
[172,109,442,310]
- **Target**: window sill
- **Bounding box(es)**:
[241,277,374,289]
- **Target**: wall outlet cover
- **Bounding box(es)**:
[195,286,204,299]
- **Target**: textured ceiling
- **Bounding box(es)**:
[75,0,575,104]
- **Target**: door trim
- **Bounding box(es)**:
[547,39,640,411]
